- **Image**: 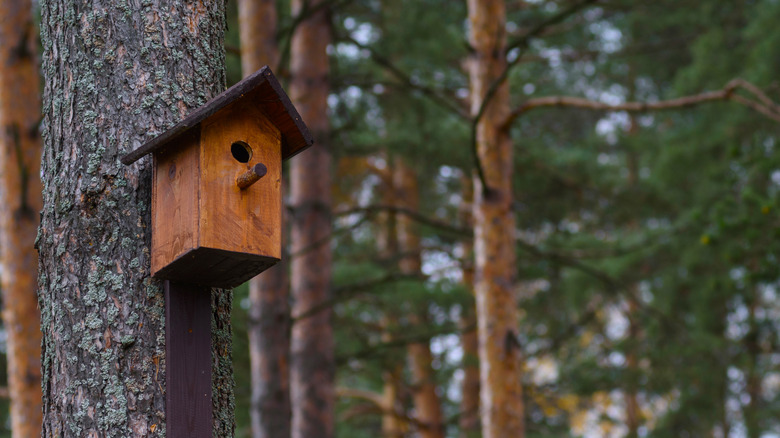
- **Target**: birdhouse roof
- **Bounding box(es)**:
[121,66,313,165]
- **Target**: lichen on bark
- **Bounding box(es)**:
[38,0,233,435]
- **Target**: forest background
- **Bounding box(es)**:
[1,0,780,437]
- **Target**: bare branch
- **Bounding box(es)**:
[335,204,471,236]
[506,0,601,53]
[336,322,474,365]
[503,79,780,128]
[292,272,421,322]
[470,0,601,193]
[336,387,386,407]
[335,33,469,120]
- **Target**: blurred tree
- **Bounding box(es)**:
[289,0,335,437]
[0,0,42,434]
[235,0,292,436]
[222,1,780,436]
[467,0,525,437]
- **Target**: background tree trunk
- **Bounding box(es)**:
[394,159,444,438]
[237,1,292,437]
[239,0,280,74]
[289,1,335,437]
[0,0,43,434]
[38,1,234,435]
[467,0,525,437]
[458,178,479,438]
[376,164,404,438]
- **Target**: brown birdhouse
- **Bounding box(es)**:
[122,67,313,288]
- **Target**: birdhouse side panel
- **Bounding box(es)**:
[151,129,201,276]
[198,101,282,260]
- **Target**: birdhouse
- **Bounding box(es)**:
[122,67,313,288]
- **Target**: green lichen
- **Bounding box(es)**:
[85,313,102,329]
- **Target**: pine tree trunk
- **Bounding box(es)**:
[376,165,404,438]
[467,0,525,437]
[38,1,234,436]
[0,0,43,434]
[458,179,479,438]
[289,1,334,437]
[394,159,444,438]
[380,326,404,438]
[237,1,292,437]
[239,0,280,74]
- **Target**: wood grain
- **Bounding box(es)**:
[199,98,282,260]
[165,281,213,438]
[151,129,201,276]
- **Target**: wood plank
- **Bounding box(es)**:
[121,66,313,165]
[155,247,278,288]
[151,129,200,276]
[199,99,282,260]
[165,281,212,438]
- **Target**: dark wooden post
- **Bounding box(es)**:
[165,281,213,437]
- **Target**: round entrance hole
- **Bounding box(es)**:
[231,141,253,163]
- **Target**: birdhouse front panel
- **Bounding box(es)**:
[199,99,282,261]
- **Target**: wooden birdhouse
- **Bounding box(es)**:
[122,67,313,288]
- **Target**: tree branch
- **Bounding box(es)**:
[502,78,780,128]
[292,272,422,322]
[336,387,386,408]
[506,0,601,53]
[336,322,474,365]
[470,0,601,192]
[335,204,471,236]
[335,33,469,120]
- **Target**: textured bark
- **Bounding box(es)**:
[467,0,525,437]
[0,0,43,434]
[458,179,479,438]
[289,1,334,437]
[394,160,444,438]
[38,1,234,436]
[237,1,291,437]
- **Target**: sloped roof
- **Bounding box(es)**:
[121,66,313,165]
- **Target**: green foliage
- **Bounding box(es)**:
[225,0,780,436]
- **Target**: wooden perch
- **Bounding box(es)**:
[502,78,780,129]
[236,163,268,189]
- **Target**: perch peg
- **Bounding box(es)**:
[237,163,268,189]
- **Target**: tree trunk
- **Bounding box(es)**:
[376,163,404,438]
[380,325,404,438]
[458,178,479,438]
[394,159,444,438]
[237,1,292,437]
[239,0,279,74]
[38,1,234,436]
[289,1,334,437]
[0,0,43,434]
[467,0,525,437]
[625,301,640,438]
